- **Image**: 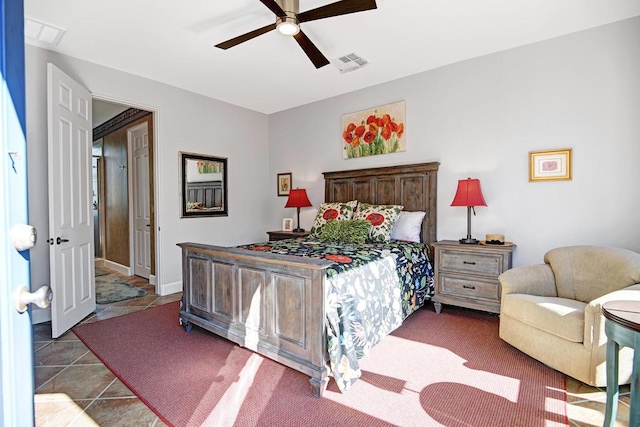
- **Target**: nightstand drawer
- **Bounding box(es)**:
[439,250,501,276]
[439,275,500,301]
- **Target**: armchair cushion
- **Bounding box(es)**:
[501,294,585,342]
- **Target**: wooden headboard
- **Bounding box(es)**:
[323,162,440,245]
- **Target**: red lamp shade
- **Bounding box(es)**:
[285,188,312,233]
[285,188,312,209]
[451,178,487,244]
[450,178,487,207]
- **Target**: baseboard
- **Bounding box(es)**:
[149,274,157,286]
[104,260,132,276]
[159,280,182,297]
[32,306,52,325]
[94,258,105,267]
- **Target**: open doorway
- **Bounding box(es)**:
[92,99,156,283]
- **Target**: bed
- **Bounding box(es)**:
[178,161,439,397]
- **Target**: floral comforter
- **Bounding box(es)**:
[238,237,435,392]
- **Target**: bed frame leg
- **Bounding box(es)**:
[310,377,329,398]
[434,302,442,314]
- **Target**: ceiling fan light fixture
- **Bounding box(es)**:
[277,16,300,36]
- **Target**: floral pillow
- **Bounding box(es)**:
[309,201,358,237]
[353,203,403,242]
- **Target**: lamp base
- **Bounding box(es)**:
[459,237,480,244]
[293,228,305,233]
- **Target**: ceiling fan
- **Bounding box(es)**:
[215,0,378,69]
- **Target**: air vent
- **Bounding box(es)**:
[332,52,368,74]
[24,17,66,47]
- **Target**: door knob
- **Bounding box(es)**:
[9,224,37,251]
[13,285,53,313]
[56,237,69,245]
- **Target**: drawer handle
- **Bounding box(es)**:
[463,285,476,290]
[463,261,476,265]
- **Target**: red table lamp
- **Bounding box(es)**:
[450,178,487,244]
[285,188,312,232]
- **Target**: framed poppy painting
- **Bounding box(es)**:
[529,148,572,182]
[342,100,406,159]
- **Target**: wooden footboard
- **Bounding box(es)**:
[177,242,334,397]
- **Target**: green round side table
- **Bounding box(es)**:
[602,300,640,427]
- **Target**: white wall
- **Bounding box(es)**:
[25,45,270,300]
[267,16,640,267]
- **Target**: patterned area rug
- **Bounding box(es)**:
[95,267,109,276]
[95,275,146,304]
[73,302,568,426]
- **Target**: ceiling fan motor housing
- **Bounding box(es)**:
[276,0,299,14]
[276,0,300,34]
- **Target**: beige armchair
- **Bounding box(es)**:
[499,246,640,386]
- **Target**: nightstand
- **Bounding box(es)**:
[431,240,516,314]
[267,230,310,241]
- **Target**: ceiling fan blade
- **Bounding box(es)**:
[259,0,287,18]
[293,30,330,69]
[215,23,277,50]
[298,0,377,23]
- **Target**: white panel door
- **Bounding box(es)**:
[1,0,35,423]
[47,63,95,338]
[130,122,150,278]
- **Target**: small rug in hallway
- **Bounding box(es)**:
[95,267,109,276]
[73,302,568,427]
[95,275,146,304]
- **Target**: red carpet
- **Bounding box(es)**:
[73,302,568,427]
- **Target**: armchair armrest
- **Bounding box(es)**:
[584,283,640,348]
[499,264,557,297]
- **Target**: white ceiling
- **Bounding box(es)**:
[92,100,129,128]
[24,0,640,115]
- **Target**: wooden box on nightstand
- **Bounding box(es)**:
[431,240,516,314]
[266,230,310,241]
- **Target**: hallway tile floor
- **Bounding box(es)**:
[33,270,631,426]
[34,270,179,426]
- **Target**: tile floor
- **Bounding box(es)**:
[33,270,180,426]
[33,269,631,426]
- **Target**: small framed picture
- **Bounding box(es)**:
[529,149,572,182]
[277,172,292,196]
[282,218,293,232]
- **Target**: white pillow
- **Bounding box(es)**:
[390,211,426,242]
